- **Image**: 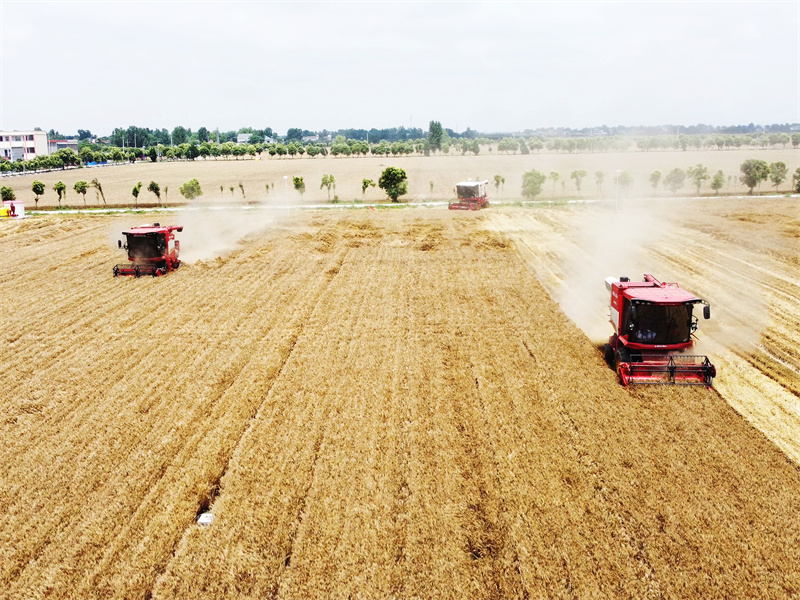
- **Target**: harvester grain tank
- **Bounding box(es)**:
[114,223,183,277]
[449,180,489,210]
[604,274,716,386]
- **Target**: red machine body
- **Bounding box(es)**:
[113,223,183,277]
[604,274,715,386]
[449,180,489,210]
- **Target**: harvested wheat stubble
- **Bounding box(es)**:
[0,209,799,600]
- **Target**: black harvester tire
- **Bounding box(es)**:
[615,347,631,380]
[603,343,615,366]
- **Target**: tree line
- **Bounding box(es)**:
[518,161,800,200]
[4,160,797,213]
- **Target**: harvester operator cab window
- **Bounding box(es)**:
[627,303,692,345]
[127,234,165,259]
[456,184,479,198]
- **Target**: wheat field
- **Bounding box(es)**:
[1,198,799,599]
[2,147,798,208]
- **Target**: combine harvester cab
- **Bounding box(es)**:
[114,223,183,278]
[604,274,716,386]
[449,180,489,210]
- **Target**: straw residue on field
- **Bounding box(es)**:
[1,209,799,600]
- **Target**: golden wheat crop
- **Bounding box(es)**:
[2,147,798,208]
[0,205,798,600]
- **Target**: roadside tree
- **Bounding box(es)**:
[147,181,161,205]
[53,181,66,207]
[378,167,408,202]
[595,171,605,196]
[91,178,107,206]
[362,178,376,201]
[649,171,662,194]
[132,181,142,208]
[710,170,725,195]
[663,168,686,194]
[739,159,770,195]
[521,169,547,199]
[321,174,335,201]
[32,180,45,208]
[74,181,88,206]
[549,171,560,197]
[570,169,587,193]
[768,161,788,192]
[293,176,306,199]
[687,164,709,194]
[179,178,203,200]
[493,174,505,199]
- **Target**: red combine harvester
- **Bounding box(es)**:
[449,180,489,210]
[113,223,183,277]
[604,274,716,386]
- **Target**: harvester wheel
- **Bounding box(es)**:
[134,266,140,278]
[603,343,614,366]
[615,348,631,383]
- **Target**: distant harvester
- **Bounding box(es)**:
[449,180,489,210]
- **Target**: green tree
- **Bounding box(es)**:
[171,126,188,145]
[793,167,800,193]
[710,170,725,195]
[1,186,16,202]
[147,146,158,162]
[768,161,788,192]
[686,163,709,194]
[617,171,633,193]
[320,174,335,201]
[90,178,107,206]
[293,176,306,199]
[132,181,142,208]
[549,171,560,197]
[79,146,94,165]
[521,169,547,199]
[595,171,605,196]
[663,168,685,194]
[31,180,45,208]
[739,159,770,195]
[570,169,587,193]
[361,178,376,201]
[179,178,203,200]
[147,181,161,205]
[649,171,662,193]
[428,120,444,153]
[197,126,210,143]
[53,181,66,207]
[73,180,88,206]
[378,167,408,202]
[493,174,505,199]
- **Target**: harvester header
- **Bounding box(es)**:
[113,223,183,277]
[604,274,716,386]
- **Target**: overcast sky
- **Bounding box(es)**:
[1,1,798,136]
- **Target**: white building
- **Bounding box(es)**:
[0,130,49,161]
